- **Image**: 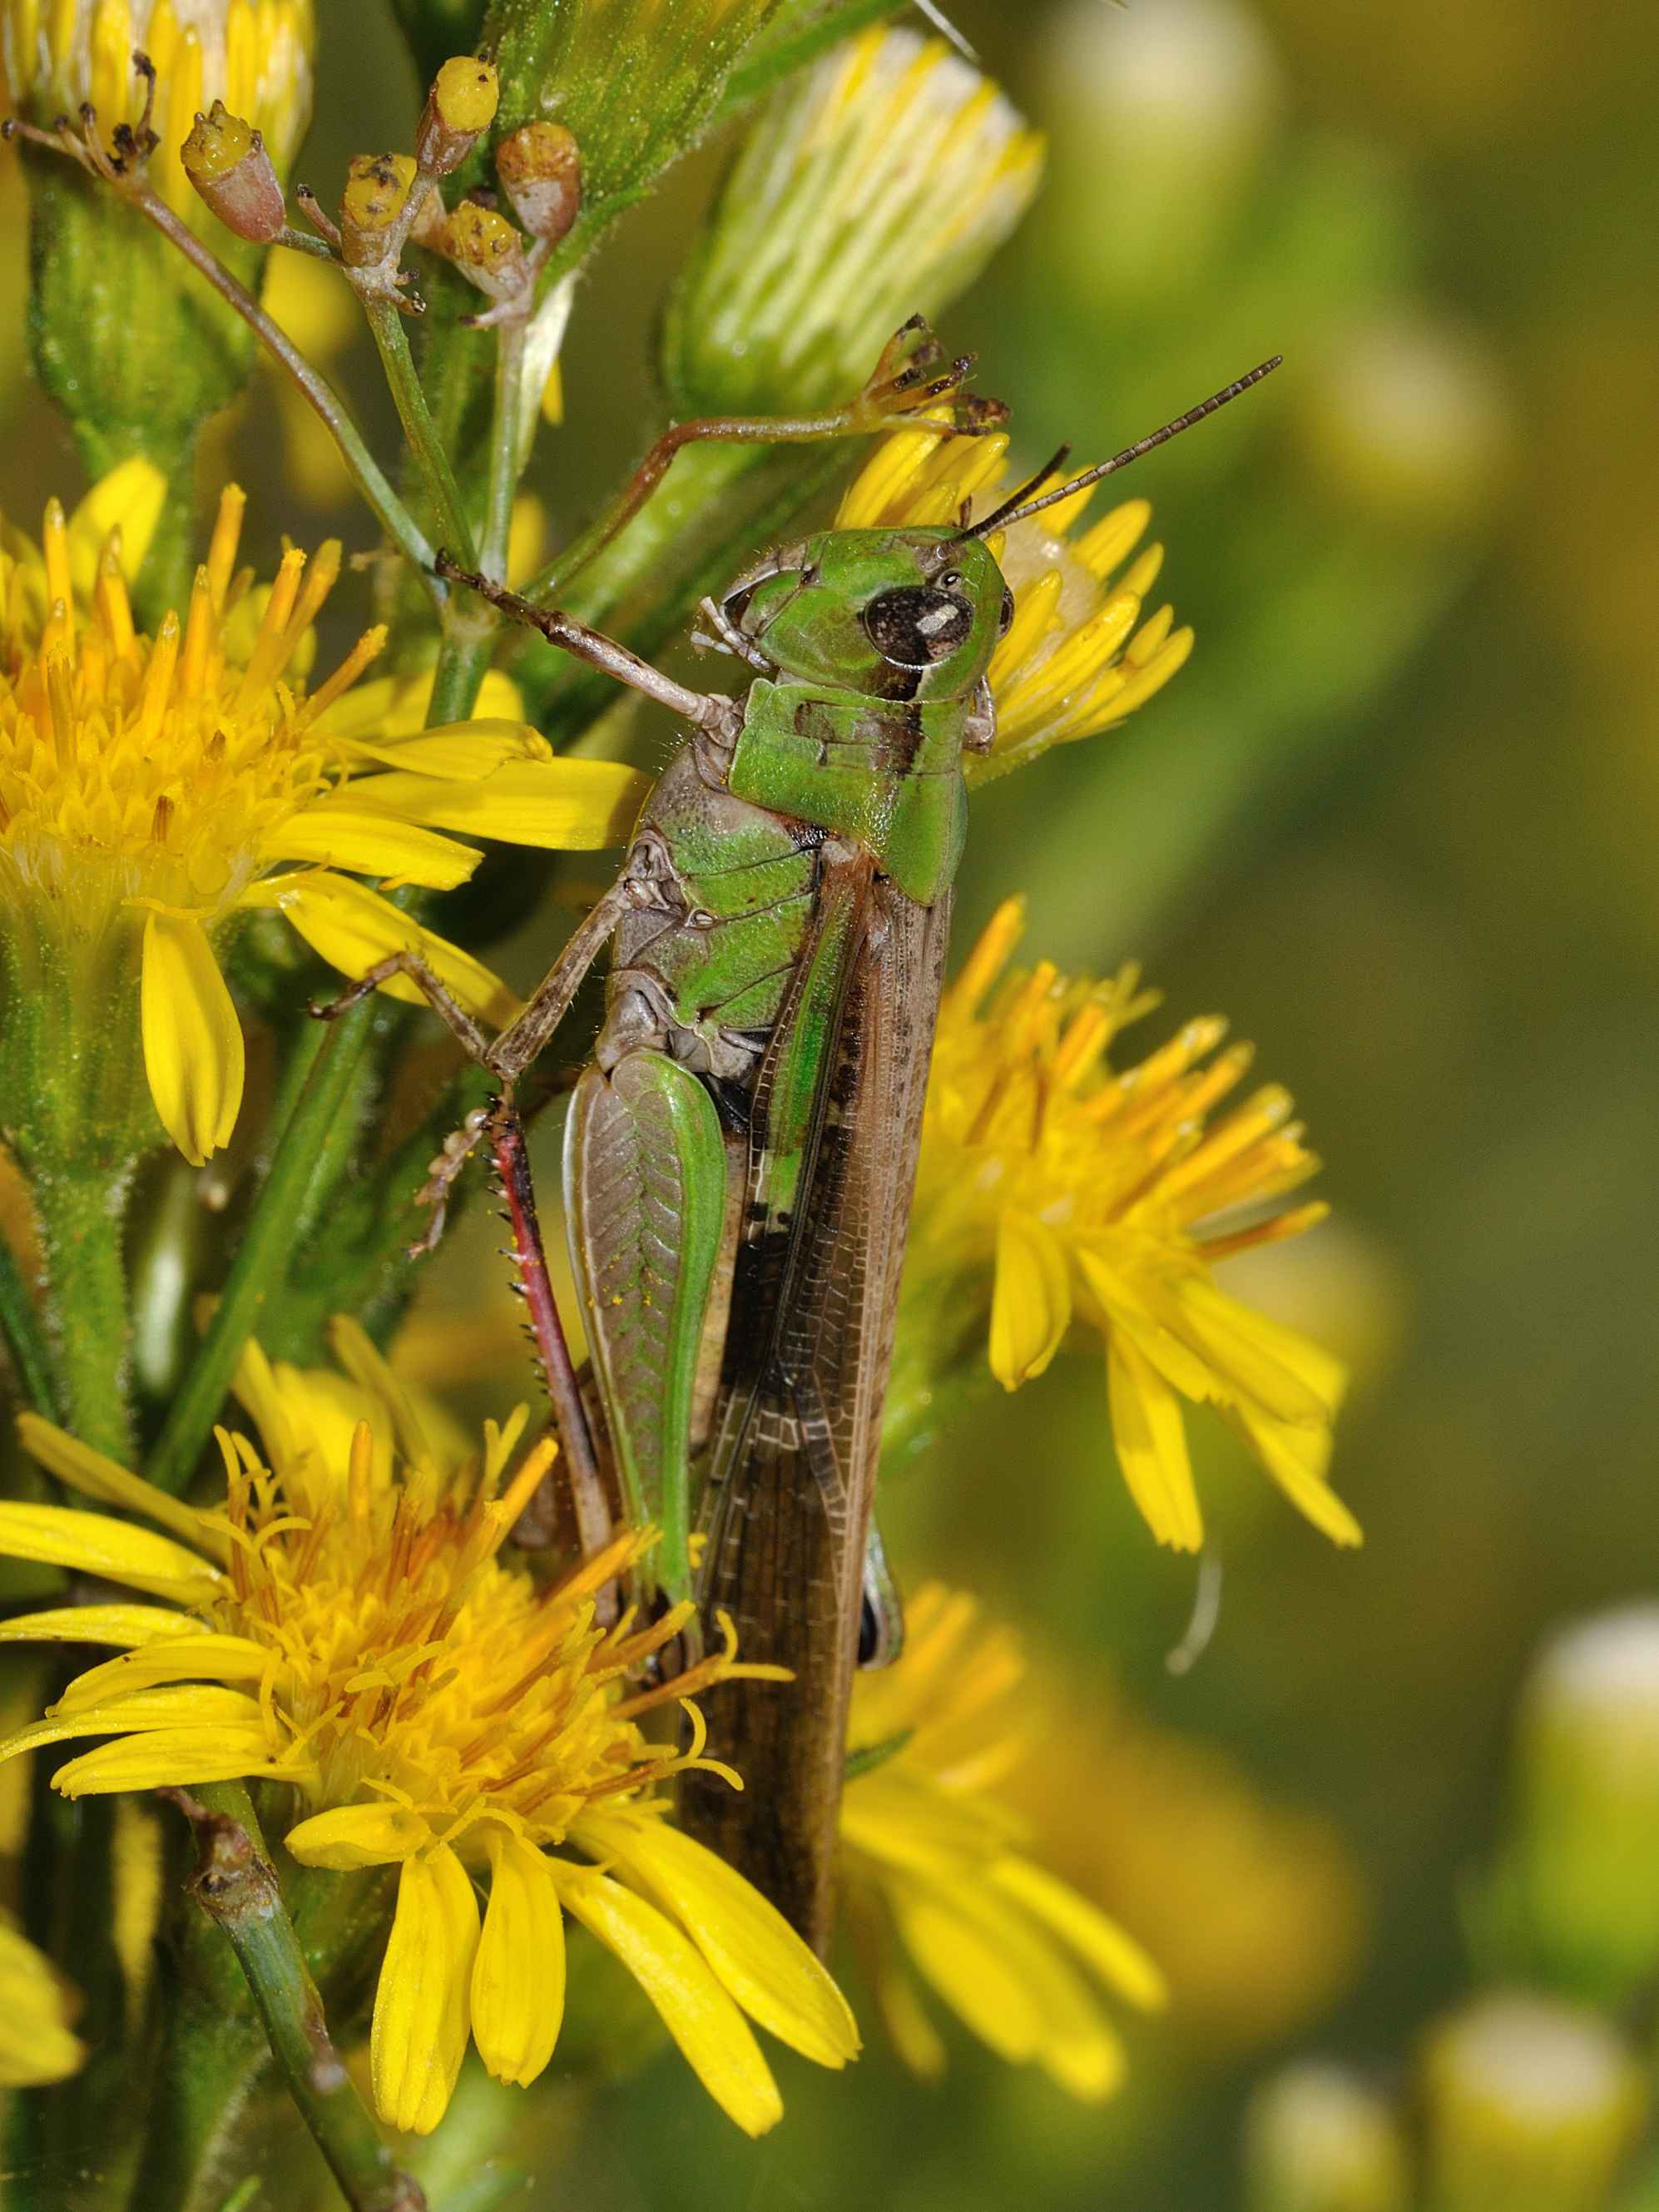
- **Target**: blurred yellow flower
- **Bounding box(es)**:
[838,423,1191,781]
[0,0,314,219]
[840,1582,1165,2097]
[0,1321,857,2135]
[0,465,647,1162]
[1007,1668,1368,2053]
[905,898,1355,1550]
[0,1912,82,2086]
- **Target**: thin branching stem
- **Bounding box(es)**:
[126,186,439,593]
[362,294,478,568]
[483,322,529,581]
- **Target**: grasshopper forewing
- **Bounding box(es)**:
[678,861,951,1944]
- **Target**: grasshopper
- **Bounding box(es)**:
[333,350,1280,1949]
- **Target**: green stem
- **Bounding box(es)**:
[364,295,478,568]
[31,1159,136,1461]
[143,1009,375,1495]
[424,622,497,725]
[0,1228,61,1422]
[483,323,528,580]
[166,1785,424,2212]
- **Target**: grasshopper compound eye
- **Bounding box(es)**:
[862,583,975,667]
[998,584,1015,637]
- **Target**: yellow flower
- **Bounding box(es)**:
[837,423,1191,781]
[839,1582,1165,2098]
[0,0,314,219]
[0,466,648,1163]
[0,1321,858,2135]
[0,1913,83,2086]
[902,899,1355,1550]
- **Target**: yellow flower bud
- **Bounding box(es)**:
[339,151,421,269]
[415,56,500,176]
[181,102,287,245]
[494,122,582,246]
[437,201,532,305]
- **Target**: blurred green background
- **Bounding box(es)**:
[6,0,1656,2203]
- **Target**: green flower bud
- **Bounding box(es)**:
[1244,2063,1411,2212]
[1421,1992,1647,2212]
[1297,315,1511,533]
[663,27,1042,418]
[1488,1606,1659,2003]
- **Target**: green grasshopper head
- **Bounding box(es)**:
[718,527,1012,702]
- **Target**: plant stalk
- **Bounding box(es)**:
[363,295,478,568]
[161,1784,425,2212]
[30,1157,136,1461]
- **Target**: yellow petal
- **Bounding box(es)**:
[554,1864,782,2136]
[0,1604,198,1649]
[839,1768,996,1885]
[333,720,551,777]
[576,1813,858,2068]
[1072,1247,1218,1405]
[257,809,482,890]
[314,667,524,739]
[141,913,245,1166]
[0,1921,84,2087]
[1172,1277,1330,1428]
[891,1872,1127,2101]
[346,759,651,851]
[285,1803,433,1868]
[12,1684,265,1752]
[241,872,520,1025]
[16,1413,221,1552]
[0,1501,220,1602]
[989,1857,1166,2010]
[989,1213,1073,1388]
[51,1725,277,1797]
[52,1636,269,1711]
[472,1830,565,2086]
[1208,1287,1348,1414]
[371,1846,480,2135]
[885,1877,1044,2066]
[1106,1338,1204,1552]
[1232,1406,1362,1547]
[868,1937,948,2081]
[66,458,166,598]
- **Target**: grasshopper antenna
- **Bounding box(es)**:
[958,355,1282,541]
